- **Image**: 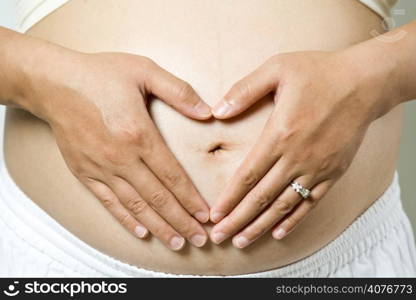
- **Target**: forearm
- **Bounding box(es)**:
[0,26,77,117]
[0,26,26,107]
[340,21,416,119]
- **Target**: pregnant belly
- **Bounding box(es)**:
[4,0,403,275]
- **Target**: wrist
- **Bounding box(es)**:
[336,42,400,122]
[339,45,400,122]
[20,44,81,121]
[0,29,27,108]
[0,29,51,113]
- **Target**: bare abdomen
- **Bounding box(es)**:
[4,0,402,275]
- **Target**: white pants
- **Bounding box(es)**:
[0,159,415,277]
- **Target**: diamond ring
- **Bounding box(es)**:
[290,181,311,199]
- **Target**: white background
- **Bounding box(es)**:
[0,0,415,231]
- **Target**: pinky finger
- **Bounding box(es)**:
[84,178,149,239]
[272,180,333,240]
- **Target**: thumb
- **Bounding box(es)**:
[143,59,211,120]
[212,61,280,119]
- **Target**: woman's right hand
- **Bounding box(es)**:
[20,48,212,250]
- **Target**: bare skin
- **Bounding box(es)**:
[210,21,416,247]
[0,28,213,251]
[1,0,413,275]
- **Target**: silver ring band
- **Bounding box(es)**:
[290,181,311,199]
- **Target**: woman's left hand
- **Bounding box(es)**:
[208,51,392,248]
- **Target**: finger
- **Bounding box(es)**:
[210,118,280,223]
[120,162,208,248]
[212,168,308,245]
[211,158,293,242]
[84,178,149,238]
[140,115,210,223]
[212,59,280,119]
[108,176,186,251]
[230,175,315,248]
[211,158,294,243]
[272,180,333,240]
[143,59,211,119]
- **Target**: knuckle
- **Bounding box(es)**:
[126,198,147,215]
[119,214,132,227]
[253,192,272,211]
[117,124,146,145]
[163,171,184,188]
[276,125,297,143]
[182,200,197,214]
[301,149,314,162]
[114,123,153,151]
[232,80,251,99]
[174,82,194,102]
[149,190,170,210]
[102,147,123,165]
[317,158,332,173]
[240,169,259,188]
[100,194,115,209]
[318,159,345,179]
[274,200,294,215]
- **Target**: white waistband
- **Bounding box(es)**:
[13,0,69,33]
[0,156,408,277]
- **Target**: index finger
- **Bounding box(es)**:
[139,113,210,223]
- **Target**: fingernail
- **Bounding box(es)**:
[212,100,233,118]
[211,231,228,244]
[194,102,212,118]
[170,236,185,250]
[190,234,207,247]
[210,211,226,223]
[195,211,209,223]
[273,228,286,240]
[234,236,250,248]
[134,226,148,238]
